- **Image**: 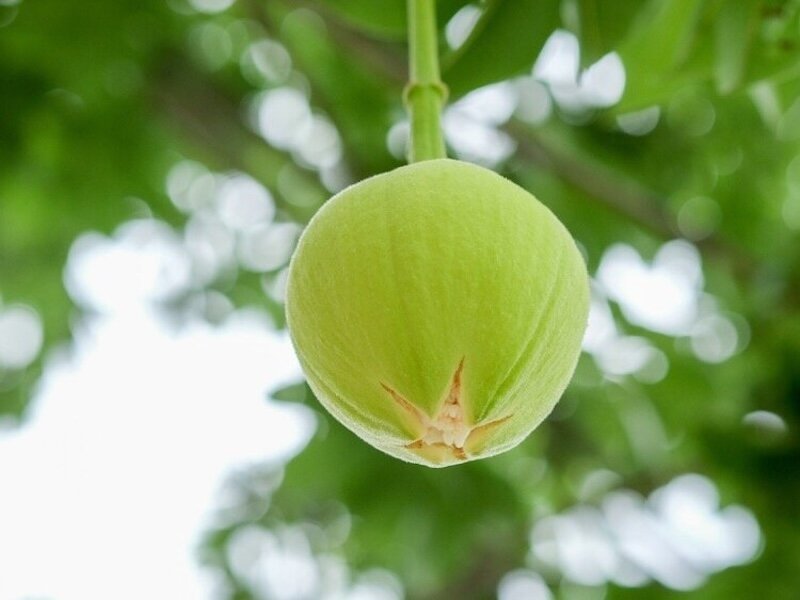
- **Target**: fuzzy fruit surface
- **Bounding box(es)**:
[286,159,589,467]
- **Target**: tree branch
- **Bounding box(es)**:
[508,122,758,280]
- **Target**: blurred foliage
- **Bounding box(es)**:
[2,0,800,599]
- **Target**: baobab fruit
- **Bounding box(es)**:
[286,159,589,467]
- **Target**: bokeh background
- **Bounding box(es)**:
[2,0,800,598]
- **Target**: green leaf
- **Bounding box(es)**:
[614,0,707,112]
[714,0,760,94]
[576,0,648,64]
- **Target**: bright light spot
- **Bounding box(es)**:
[580,52,625,108]
[257,88,312,150]
[534,31,626,112]
[617,106,660,136]
[583,290,669,381]
[533,508,620,586]
[597,241,703,336]
[227,525,403,600]
[65,220,192,313]
[239,222,302,272]
[498,570,552,600]
[743,410,788,438]
[241,39,292,86]
[167,160,216,213]
[650,475,762,571]
[295,115,343,170]
[582,292,617,354]
[445,4,481,49]
[189,0,235,13]
[0,305,44,370]
[184,211,237,285]
[443,111,516,167]
[742,410,789,444]
[633,348,669,383]
[263,267,291,304]
[594,336,653,376]
[229,526,320,599]
[386,120,409,160]
[348,570,404,600]
[532,474,761,591]
[450,82,518,125]
[534,30,580,88]
[515,77,552,125]
[319,162,352,194]
[690,314,738,363]
[441,82,517,167]
[217,173,275,231]
[677,196,722,241]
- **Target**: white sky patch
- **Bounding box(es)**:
[0,225,315,600]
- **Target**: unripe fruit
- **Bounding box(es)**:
[286,159,589,467]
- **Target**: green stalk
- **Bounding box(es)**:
[405,0,448,162]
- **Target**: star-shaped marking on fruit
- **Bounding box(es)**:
[381,358,512,462]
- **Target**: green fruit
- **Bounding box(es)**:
[286,159,589,467]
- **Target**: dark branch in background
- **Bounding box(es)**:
[510,122,800,326]
[150,53,328,224]
[418,533,526,600]
[512,127,677,239]
[508,122,759,279]
[243,0,407,84]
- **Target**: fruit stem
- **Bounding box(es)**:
[405,0,448,162]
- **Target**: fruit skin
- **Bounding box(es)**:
[286,158,589,467]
